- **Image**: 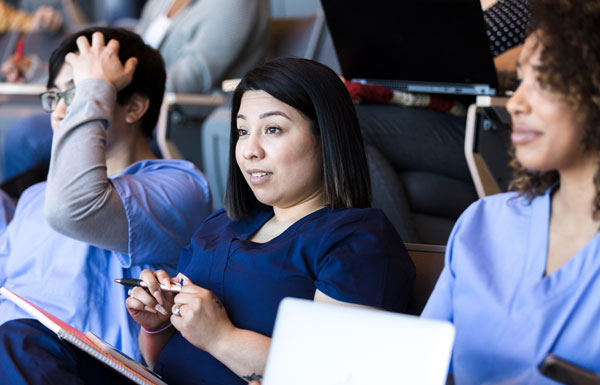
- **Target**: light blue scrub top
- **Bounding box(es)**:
[0,159,210,361]
[422,190,600,385]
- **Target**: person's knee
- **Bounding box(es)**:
[0,318,45,338]
[4,114,53,150]
[0,318,55,354]
[0,319,82,384]
[2,113,53,180]
[0,318,73,363]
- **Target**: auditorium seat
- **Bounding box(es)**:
[405,243,446,315]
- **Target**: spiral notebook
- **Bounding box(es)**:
[0,287,167,385]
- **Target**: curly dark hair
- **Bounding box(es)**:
[509,0,600,218]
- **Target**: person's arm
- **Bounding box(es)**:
[197,325,271,383]
[125,268,270,378]
[138,326,176,369]
[312,210,416,312]
[160,0,266,93]
[169,273,271,382]
[44,79,130,253]
[419,210,467,378]
[128,268,178,368]
[420,258,455,321]
[495,45,523,91]
[168,286,376,382]
[44,33,137,253]
[201,210,412,381]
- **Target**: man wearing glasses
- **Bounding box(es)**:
[40,86,76,112]
[0,27,211,362]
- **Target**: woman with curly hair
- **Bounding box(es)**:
[422,0,600,383]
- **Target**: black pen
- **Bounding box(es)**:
[114,278,182,292]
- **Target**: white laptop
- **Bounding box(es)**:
[263,298,455,385]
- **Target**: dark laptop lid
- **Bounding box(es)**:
[321,0,499,95]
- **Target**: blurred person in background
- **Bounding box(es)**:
[0,0,62,34]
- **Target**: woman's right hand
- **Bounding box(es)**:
[126,269,175,333]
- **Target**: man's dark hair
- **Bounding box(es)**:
[224,57,372,220]
[47,27,166,138]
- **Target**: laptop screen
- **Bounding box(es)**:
[321,0,499,95]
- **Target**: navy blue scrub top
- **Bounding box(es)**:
[154,207,415,385]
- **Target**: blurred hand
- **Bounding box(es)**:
[170,273,236,354]
[126,269,175,333]
[31,6,63,32]
[1,54,33,83]
[64,32,137,90]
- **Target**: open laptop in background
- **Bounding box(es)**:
[262,298,455,385]
[320,0,498,96]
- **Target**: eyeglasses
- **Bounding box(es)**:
[40,87,76,112]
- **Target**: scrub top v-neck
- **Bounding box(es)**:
[423,190,600,385]
[154,207,415,385]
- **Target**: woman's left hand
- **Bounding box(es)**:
[170,273,236,354]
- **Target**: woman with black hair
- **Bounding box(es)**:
[0,57,415,385]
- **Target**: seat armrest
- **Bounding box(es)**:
[156,92,225,160]
[464,96,511,198]
[405,243,446,315]
[0,83,46,104]
[474,95,510,108]
[405,243,446,254]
